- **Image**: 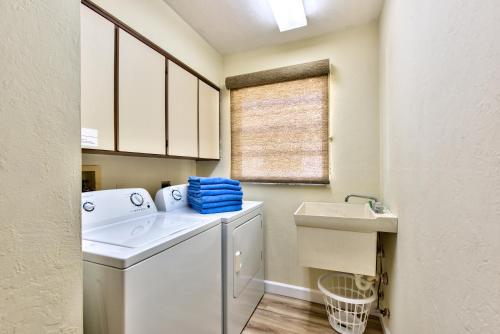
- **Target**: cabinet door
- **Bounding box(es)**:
[167,61,198,157]
[118,29,166,155]
[198,81,220,159]
[80,4,115,150]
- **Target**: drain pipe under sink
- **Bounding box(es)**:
[354,274,377,291]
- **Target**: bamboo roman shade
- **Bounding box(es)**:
[228,60,330,184]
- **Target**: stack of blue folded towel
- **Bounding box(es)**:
[188,176,243,214]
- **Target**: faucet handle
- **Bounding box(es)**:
[371,201,385,214]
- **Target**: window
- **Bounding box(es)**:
[227,60,329,184]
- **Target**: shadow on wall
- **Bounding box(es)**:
[197,161,219,178]
[381,233,397,312]
[308,267,330,291]
[83,153,196,196]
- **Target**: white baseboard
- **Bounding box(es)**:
[264,279,391,334]
[380,315,391,334]
[264,280,325,304]
[371,311,392,334]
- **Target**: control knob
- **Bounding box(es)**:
[130,193,144,207]
[83,201,95,212]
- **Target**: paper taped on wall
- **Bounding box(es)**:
[82,128,98,147]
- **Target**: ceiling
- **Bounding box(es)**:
[163,0,384,54]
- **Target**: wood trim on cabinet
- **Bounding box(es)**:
[197,79,200,158]
[81,0,219,92]
[114,26,119,151]
[218,89,222,159]
[165,59,169,153]
[82,149,219,161]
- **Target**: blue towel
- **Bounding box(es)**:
[188,189,243,197]
[188,184,242,191]
[188,194,243,204]
[188,200,242,209]
[189,203,242,214]
[189,176,240,186]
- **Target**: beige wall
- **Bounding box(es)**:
[84,0,223,196]
[380,0,500,332]
[198,22,380,288]
[82,154,195,196]
[0,1,82,333]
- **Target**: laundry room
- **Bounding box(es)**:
[2,0,500,333]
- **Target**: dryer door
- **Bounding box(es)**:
[233,214,262,298]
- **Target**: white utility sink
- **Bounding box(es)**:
[294,201,398,276]
[294,202,398,233]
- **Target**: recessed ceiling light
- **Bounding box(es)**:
[267,0,308,32]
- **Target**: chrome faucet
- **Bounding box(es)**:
[345,194,378,203]
[345,194,384,214]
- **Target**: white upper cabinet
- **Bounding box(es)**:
[80,4,115,150]
[81,4,220,159]
[167,61,198,157]
[118,29,166,155]
[198,81,220,159]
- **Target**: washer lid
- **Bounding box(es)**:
[83,213,202,248]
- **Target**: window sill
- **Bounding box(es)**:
[241,181,330,186]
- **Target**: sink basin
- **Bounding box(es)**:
[294,201,398,275]
[294,202,398,233]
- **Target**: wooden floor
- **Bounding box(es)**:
[242,294,383,334]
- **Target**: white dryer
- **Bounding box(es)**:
[82,188,222,334]
[155,185,265,334]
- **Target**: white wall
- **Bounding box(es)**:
[198,22,380,288]
[380,0,500,332]
[85,0,224,196]
[0,1,82,333]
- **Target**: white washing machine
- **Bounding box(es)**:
[156,185,265,334]
[82,188,222,334]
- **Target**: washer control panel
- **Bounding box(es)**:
[82,188,156,231]
[154,184,188,212]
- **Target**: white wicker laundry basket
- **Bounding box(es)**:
[318,273,377,334]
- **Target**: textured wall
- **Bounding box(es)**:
[198,22,380,289]
[380,0,500,332]
[84,0,224,193]
[0,1,82,333]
